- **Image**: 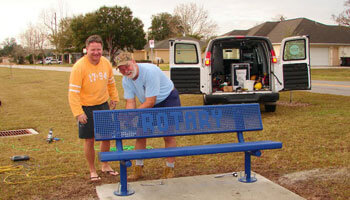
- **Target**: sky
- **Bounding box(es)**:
[0,0,346,45]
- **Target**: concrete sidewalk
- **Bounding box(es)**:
[96,172,304,200]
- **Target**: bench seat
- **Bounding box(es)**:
[93,103,283,196]
[100,141,282,162]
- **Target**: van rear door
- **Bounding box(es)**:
[274,36,311,91]
[169,39,202,94]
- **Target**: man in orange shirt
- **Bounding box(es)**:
[68,35,119,181]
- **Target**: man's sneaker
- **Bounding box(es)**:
[161,167,175,179]
[128,165,143,181]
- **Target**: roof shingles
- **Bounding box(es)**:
[225,18,350,44]
[144,36,206,50]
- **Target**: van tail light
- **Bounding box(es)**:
[271,50,277,63]
[205,52,211,66]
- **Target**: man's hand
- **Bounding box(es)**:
[109,100,117,110]
[77,113,88,124]
[125,99,136,109]
[138,96,156,109]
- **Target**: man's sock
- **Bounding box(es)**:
[166,161,174,168]
[135,159,144,166]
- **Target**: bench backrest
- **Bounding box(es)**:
[93,103,262,141]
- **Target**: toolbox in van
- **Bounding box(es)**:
[231,63,250,89]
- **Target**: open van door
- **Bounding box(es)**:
[169,39,202,94]
[274,35,311,91]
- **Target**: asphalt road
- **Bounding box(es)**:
[310,80,350,96]
[1,64,349,96]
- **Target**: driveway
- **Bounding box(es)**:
[0,64,123,75]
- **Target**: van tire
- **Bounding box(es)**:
[265,104,276,112]
[203,95,212,105]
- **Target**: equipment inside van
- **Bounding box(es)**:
[169,36,311,112]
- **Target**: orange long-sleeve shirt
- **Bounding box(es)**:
[68,56,119,117]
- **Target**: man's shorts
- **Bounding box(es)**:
[153,88,181,108]
[78,101,109,139]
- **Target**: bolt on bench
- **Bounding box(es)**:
[93,103,282,196]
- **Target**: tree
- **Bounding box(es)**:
[272,15,287,21]
[53,17,74,53]
[148,13,183,40]
[39,1,70,51]
[332,0,350,26]
[1,38,25,64]
[40,9,60,49]
[173,3,218,40]
[70,6,146,63]
[1,38,17,56]
[70,14,92,52]
[20,23,47,64]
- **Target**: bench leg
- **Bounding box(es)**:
[114,161,135,196]
[238,152,257,183]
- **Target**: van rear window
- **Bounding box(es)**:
[283,39,306,61]
[175,43,199,64]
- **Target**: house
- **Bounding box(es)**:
[63,52,84,64]
[0,57,12,64]
[224,18,350,66]
[133,37,206,64]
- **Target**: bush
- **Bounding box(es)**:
[71,57,77,64]
[26,55,34,64]
[37,54,44,60]
[136,60,152,63]
[17,56,25,64]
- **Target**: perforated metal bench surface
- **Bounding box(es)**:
[94,103,264,140]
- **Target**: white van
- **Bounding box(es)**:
[169,36,311,112]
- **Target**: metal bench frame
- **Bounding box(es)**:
[93,103,282,196]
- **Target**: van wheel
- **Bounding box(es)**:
[265,104,276,112]
[203,95,212,105]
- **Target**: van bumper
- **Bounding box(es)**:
[204,92,279,104]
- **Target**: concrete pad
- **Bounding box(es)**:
[96,172,305,200]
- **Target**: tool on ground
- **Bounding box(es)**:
[47,128,53,143]
[214,172,238,178]
[11,155,30,161]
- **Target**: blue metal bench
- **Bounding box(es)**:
[93,103,282,196]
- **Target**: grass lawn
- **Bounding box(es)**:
[0,68,349,200]
[311,68,350,81]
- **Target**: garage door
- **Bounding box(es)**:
[310,47,329,66]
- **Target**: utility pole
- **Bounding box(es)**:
[54,12,58,59]
[149,40,154,64]
[54,12,57,35]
